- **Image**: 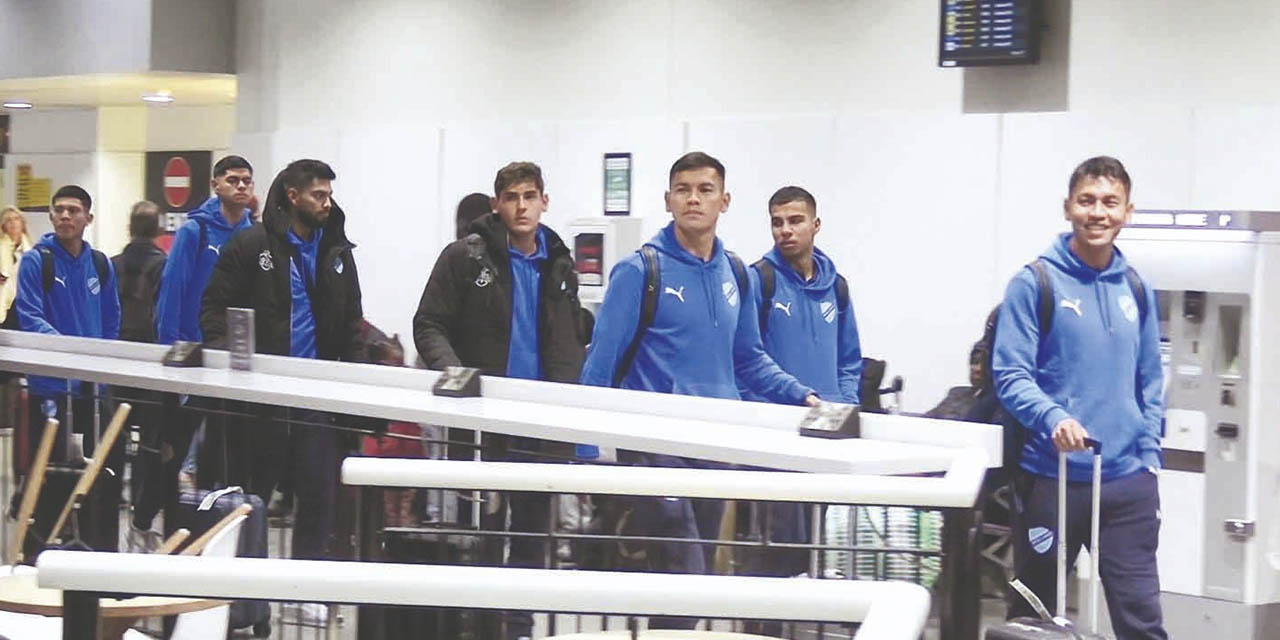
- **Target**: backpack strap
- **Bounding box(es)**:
[91,250,109,286]
[613,246,660,387]
[1124,266,1148,324]
[752,259,775,333]
[1028,258,1054,337]
[196,218,209,260]
[726,251,748,307]
[38,247,109,292]
[835,274,850,316]
[39,247,54,292]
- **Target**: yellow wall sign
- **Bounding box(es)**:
[16,164,51,211]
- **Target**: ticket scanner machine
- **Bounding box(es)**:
[569,217,645,307]
[1119,211,1280,636]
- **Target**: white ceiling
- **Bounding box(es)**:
[0,72,236,109]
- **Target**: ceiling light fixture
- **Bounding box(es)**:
[2,101,33,109]
[142,93,175,104]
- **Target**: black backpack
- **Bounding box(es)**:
[611,246,749,387]
[987,258,1148,470]
[112,246,166,343]
[750,259,850,334]
[1,246,110,330]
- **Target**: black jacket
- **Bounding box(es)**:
[413,213,585,383]
[111,240,167,343]
[200,173,365,363]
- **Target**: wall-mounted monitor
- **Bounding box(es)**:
[939,0,1041,67]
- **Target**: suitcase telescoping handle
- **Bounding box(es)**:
[1057,437,1102,632]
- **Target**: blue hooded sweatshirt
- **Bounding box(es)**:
[16,233,121,398]
[285,227,322,359]
[741,246,862,404]
[993,232,1163,483]
[155,197,253,344]
[506,227,547,380]
[580,223,813,404]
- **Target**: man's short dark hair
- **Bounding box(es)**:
[128,201,160,239]
[281,159,336,192]
[52,185,91,211]
[494,162,544,196]
[768,186,817,216]
[1068,156,1132,199]
[668,152,725,186]
[456,192,491,239]
[213,155,253,178]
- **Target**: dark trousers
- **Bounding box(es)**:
[284,410,340,560]
[616,451,726,630]
[1009,469,1167,639]
[197,405,340,560]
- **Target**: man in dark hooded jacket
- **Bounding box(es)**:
[201,159,364,564]
[413,161,585,640]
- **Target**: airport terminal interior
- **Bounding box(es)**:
[0,1,1278,639]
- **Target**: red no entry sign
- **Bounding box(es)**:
[163,156,192,208]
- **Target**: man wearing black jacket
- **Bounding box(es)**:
[413,161,585,640]
[110,201,171,534]
[201,159,364,564]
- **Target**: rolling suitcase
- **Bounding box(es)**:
[985,439,1108,639]
[181,486,272,636]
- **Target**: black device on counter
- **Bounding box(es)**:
[798,402,861,439]
[432,366,482,398]
[162,341,203,368]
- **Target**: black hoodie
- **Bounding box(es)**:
[413,213,585,383]
[200,171,365,363]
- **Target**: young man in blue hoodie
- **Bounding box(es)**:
[993,156,1166,639]
[155,154,255,345]
[14,184,121,553]
[744,186,861,404]
[581,152,818,629]
[738,186,862,634]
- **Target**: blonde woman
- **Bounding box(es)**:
[0,205,32,324]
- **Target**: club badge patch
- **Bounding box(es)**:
[475,267,494,288]
[723,280,738,307]
[1118,295,1139,323]
[333,256,344,274]
[87,276,100,296]
[820,300,836,324]
[258,250,274,272]
[1029,526,1054,555]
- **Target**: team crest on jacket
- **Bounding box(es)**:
[333,256,344,274]
[1118,295,1138,323]
[722,280,738,307]
[258,250,274,272]
[87,276,100,296]
[820,300,836,324]
[475,267,494,288]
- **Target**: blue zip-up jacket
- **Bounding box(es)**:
[507,227,547,380]
[16,233,121,398]
[155,197,253,344]
[993,233,1163,482]
[741,246,862,404]
[581,223,812,404]
[285,227,322,359]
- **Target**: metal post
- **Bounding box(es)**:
[62,590,100,640]
[356,485,385,640]
[940,507,980,640]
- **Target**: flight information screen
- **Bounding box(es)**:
[939,0,1040,67]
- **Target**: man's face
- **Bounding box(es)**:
[49,197,92,243]
[666,167,729,236]
[1063,175,1132,250]
[492,180,547,239]
[287,178,333,229]
[211,168,254,208]
[769,200,820,261]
